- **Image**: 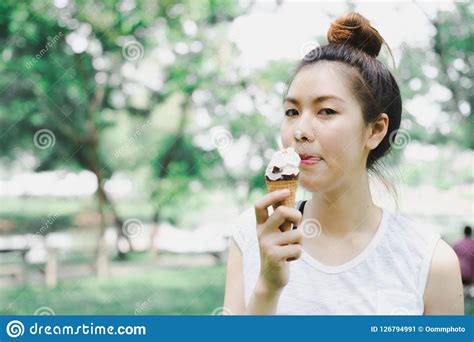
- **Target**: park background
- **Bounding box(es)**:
[0,0,472,315]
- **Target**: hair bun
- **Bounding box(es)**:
[327,12,384,58]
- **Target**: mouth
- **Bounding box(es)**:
[298,153,323,166]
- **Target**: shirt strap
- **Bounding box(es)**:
[293,200,307,229]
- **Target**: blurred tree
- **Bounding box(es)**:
[0,0,161,272]
[431,2,473,149]
[0,0,256,270]
[398,2,473,149]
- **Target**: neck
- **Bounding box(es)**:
[308,170,379,237]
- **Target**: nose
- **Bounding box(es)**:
[294,113,315,142]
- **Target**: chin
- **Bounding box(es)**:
[299,174,326,193]
[299,170,343,193]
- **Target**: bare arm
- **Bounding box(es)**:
[223,239,245,314]
[423,239,464,315]
[223,239,283,315]
[245,277,283,315]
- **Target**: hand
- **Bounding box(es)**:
[254,189,303,293]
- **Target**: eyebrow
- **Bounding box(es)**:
[284,95,345,105]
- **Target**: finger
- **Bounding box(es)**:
[279,220,293,232]
[274,229,303,246]
[265,206,302,233]
[254,189,291,225]
[275,244,302,262]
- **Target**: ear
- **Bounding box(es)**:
[366,113,389,150]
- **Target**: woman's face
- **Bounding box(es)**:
[281,61,370,193]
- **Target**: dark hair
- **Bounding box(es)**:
[465,226,472,237]
[286,12,402,171]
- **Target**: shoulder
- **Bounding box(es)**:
[238,206,257,233]
[386,210,441,254]
[385,211,447,294]
[423,239,464,315]
[388,210,432,235]
[230,206,257,253]
[432,239,461,268]
[427,239,462,282]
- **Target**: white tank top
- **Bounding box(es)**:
[231,201,441,315]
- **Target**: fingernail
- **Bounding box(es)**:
[281,189,290,194]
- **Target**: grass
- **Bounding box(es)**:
[1,265,227,315]
[465,295,474,315]
[1,263,473,315]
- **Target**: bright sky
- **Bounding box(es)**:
[230,0,456,68]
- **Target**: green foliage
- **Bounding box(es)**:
[0,212,74,236]
[0,264,226,315]
[396,3,473,149]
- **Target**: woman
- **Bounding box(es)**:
[223,12,463,315]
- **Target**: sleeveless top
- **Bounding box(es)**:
[231,200,441,315]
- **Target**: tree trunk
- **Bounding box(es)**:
[96,182,130,260]
[149,96,191,257]
[86,131,112,274]
[149,209,161,257]
[96,182,108,278]
[82,133,131,261]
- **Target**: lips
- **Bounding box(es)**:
[298,154,323,161]
[298,153,323,166]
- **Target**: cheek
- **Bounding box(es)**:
[323,122,364,170]
[298,160,342,193]
[280,121,293,147]
[316,121,362,170]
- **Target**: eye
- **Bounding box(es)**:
[285,108,299,117]
[319,108,337,115]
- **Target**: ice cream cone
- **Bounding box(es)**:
[265,178,298,210]
[264,147,300,237]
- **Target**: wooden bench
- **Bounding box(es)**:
[0,245,30,283]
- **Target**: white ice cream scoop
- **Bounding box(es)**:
[265,147,301,181]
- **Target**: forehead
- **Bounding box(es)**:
[287,61,358,104]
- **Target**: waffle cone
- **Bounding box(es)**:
[265,178,298,209]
